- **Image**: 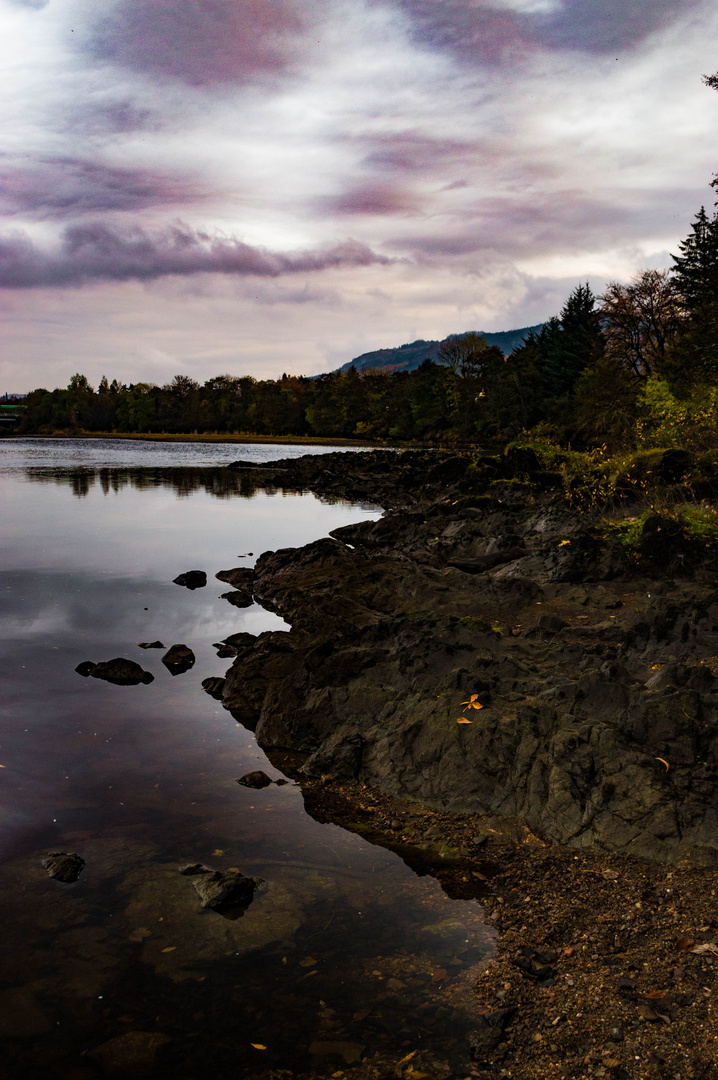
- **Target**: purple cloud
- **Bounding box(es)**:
[0,158,209,219]
[386,0,703,64]
[320,182,423,217]
[0,222,395,289]
[360,132,478,174]
[87,0,317,87]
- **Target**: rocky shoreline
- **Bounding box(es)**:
[214,447,718,1079]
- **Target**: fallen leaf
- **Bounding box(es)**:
[655,757,670,771]
[676,938,696,953]
[691,943,718,956]
[456,718,473,724]
[559,539,571,546]
[161,947,176,953]
[602,869,620,881]
[397,1051,417,1067]
[251,1043,267,1051]
[636,1004,659,1022]
[644,990,665,999]
[212,849,224,856]
[299,956,317,967]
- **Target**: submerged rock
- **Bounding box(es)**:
[179,864,263,911]
[42,852,85,883]
[236,770,273,788]
[77,658,154,685]
[137,640,164,649]
[173,570,207,590]
[161,644,195,675]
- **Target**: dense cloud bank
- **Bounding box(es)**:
[0,0,716,387]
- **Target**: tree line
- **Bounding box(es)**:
[18,188,718,450]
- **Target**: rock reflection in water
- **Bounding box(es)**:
[0,459,494,1078]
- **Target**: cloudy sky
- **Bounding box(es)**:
[1,0,717,392]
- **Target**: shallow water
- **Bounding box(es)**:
[0,440,494,1077]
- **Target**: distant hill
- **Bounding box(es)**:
[334,325,543,375]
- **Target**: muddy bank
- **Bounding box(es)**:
[220,448,718,869]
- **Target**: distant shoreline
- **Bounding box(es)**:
[10,430,378,447]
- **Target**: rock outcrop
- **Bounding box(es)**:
[217,449,718,867]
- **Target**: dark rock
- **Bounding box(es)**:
[137,641,164,649]
[236,770,273,788]
[215,567,256,589]
[42,852,85,883]
[448,548,528,574]
[201,677,226,699]
[538,614,569,633]
[179,864,263,911]
[161,644,195,675]
[223,632,258,650]
[173,570,207,589]
[75,660,96,677]
[221,590,254,609]
[82,658,154,685]
[468,1008,515,1060]
[610,1025,625,1041]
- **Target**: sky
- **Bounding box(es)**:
[1,0,717,392]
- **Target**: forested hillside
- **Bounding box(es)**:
[17,186,718,450]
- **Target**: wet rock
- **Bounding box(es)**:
[448,548,527,574]
[216,567,256,589]
[179,864,263,911]
[468,1008,515,1060]
[86,1031,171,1071]
[137,640,164,649]
[161,643,195,675]
[42,851,85,882]
[610,1024,625,1041]
[172,570,207,589]
[79,658,154,685]
[221,590,254,608]
[236,770,273,788]
[201,676,226,699]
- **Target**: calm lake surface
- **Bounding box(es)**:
[0,438,494,1078]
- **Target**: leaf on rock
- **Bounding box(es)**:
[456,718,473,724]
[161,947,177,953]
[251,1043,267,1050]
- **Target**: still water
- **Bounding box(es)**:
[0,439,494,1078]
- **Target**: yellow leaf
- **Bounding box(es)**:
[251,1043,267,1051]
[212,849,224,856]
[655,757,670,771]
[460,694,480,705]
[559,539,571,546]
[161,947,176,953]
[456,718,473,724]
[397,1051,417,1067]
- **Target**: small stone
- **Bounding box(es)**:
[161,644,195,675]
[609,1025,624,1042]
[42,852,85,883]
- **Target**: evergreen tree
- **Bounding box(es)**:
[543,283,603,398]
[670,206,718,310]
